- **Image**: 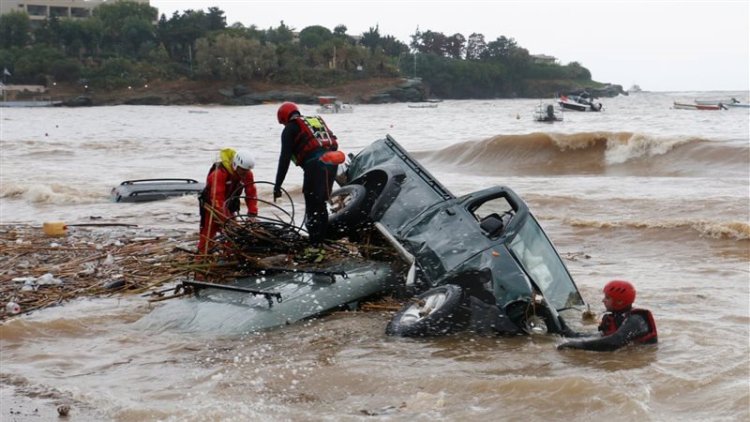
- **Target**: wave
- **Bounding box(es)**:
[0,182,107,205]
[565,218,750,241]
[420,132,749,177]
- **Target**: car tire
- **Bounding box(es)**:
[385,284,469,337]
[328,184,368,238]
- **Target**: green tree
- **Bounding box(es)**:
[565,61,591,79]
[0,11,31,49]
[195,33,277,80]
[11,45,65,84]
[121,16,155,58]
[94,0,157,57]
[446,33,466,59]
[49,58,82,82]
[206,7,226,31]
[380,35,409,57]
[413,30,450,57]
[361,25,380,53]
[264,21,294,45]
[465,33,486,60]
[333,25,348,38]
[299,25,332,49]
[481,36,518,62]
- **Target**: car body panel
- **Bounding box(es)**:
[339,135,585,333]
[137,258,400,335]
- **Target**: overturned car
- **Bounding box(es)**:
[328,135,586,336]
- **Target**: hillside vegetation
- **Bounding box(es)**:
[0,1,623,103]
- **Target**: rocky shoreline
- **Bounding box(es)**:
[47,77,625,107]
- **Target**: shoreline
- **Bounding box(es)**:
[6,77,628,107]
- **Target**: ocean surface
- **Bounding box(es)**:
[1,91,749,421]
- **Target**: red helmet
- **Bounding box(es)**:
[277,102,299,125]
[603,280,636,311]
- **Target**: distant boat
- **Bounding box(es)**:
[723,102,750,109]
[673,101,727,111]
[315,96,353,114]
[558,92,603,112]
[408,103,438,109]
[721,98,750,109]
[694,98,734,106]
[0,83,61,107]
[628,84,642,94]
[0,98,61,107]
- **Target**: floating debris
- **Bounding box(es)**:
[0,224,196,321]
[0,222,403,321]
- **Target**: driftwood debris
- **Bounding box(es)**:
[0,222,404,321]
[0,224,197,321]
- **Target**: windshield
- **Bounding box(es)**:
[508,217,584,310]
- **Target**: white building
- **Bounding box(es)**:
[0,0,150,22]
[531,54,558,65]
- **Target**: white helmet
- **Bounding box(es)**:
[232,150,255,170]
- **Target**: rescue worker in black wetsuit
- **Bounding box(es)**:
[273,102,345,248]
[558,280,658,352]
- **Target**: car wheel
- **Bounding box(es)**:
[327,184,368,238]
[385,284,469,337]
[505,298,557,335]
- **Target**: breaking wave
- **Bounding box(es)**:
[0,182,107,205]
[420,132,749,177]
[565,218,750,241]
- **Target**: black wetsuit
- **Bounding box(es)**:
[558,310,655,352]
[275,118,337,245]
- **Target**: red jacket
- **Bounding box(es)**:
[205,164,258,219]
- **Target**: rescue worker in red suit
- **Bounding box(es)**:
[558,280,658,351]
[198,149,258,256]
[273,102,344,247]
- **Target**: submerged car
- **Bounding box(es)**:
[328,135,587,336]
[111,178,205,203]
[138,256,401,335]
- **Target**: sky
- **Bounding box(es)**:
[149,0,750,92]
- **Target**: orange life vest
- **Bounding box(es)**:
[291,115,338,165]
[599,308,658,344]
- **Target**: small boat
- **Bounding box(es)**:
[0,99,62,107]
[673,101,727,111]
[111,178,205,203]
[628,84,642,94]
[558,92,603,112]
[534,102,563,122]
[316,96,353,114]
[0,83,62,107]
[694,98,734,106]
[408,103,438,109]
[721,98,750,109]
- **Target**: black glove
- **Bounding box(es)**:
[273,188,282,202]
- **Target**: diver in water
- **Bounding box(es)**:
[557,280,657,351]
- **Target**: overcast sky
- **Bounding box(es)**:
[149,0,749,92]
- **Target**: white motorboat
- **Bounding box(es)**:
[558,92,603,112]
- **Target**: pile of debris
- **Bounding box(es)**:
[0,224,197,320]
[0,221,401,321]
